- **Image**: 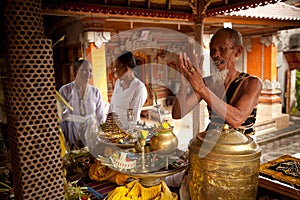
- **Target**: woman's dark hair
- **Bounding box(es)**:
[116,51,136,69]
[74,58,90,71]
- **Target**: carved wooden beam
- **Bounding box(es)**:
[194,0,215,44]
[147,0,151,8]
[188,0,197,15]
[168,0,172,10]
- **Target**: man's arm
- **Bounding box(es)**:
[172,82,201,119]
[224,76,262,127]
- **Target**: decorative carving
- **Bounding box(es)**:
[202,0,214,16]
[4,0,64,199]
[244,37,252,52]
[260,35,281,47]
[188,0,197,15]
[262,79,281,90]
[166,43,184,54]
[124,30,158,51]
[189,0,214,16]
[83,31,111,48]
[279,28,300,51]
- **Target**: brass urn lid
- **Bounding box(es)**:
[189,124,261,161]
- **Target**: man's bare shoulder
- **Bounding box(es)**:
[242,75,263,91]
[246,75,263,85]
[232,75,262,104]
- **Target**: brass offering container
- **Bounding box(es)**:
[149,123,178,154]
[189,125,261,200]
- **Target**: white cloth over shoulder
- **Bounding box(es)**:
[59,81,106,147]
[109,77,147,127]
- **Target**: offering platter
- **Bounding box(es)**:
[96,134,136,149]
[96,121,188,189]
[100,149,189,187]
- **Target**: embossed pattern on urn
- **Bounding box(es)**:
[189,125,261,200]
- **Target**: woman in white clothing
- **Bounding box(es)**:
[109,51,148,128]
[59,59,106,149]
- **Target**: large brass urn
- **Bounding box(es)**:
[188,125,261,200]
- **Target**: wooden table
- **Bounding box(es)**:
[258,175,300,199]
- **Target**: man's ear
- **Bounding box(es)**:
[235,45,244,57]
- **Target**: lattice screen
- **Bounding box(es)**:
[4,0,64,199]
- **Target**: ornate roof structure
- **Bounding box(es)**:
[42,0,285,19]
[42,0,300,36]
[226,2,300,20]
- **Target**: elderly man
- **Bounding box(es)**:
[172,28,262,136]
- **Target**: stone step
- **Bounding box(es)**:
[255,114,290,137]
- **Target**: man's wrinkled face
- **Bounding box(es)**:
[210,32,237,72]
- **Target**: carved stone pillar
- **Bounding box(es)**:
[258,36,285,122]
[259,87,282,118]
[257,80,289,131]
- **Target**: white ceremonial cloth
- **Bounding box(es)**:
[59,81,106,146]
[109,77,147,127]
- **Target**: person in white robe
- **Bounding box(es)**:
[59,59,106,149]
[109,51,148,128]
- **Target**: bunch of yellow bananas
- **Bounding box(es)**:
[107,180,178,200]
